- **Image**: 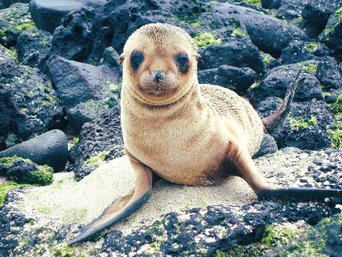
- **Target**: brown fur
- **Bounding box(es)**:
[121,23,267,189]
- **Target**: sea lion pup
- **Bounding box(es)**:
[69,23,342,244]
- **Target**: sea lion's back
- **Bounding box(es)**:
[199,84,264,155]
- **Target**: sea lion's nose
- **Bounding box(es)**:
[152,70,164,83]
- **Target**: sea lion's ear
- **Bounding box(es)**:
[119,53,125,64]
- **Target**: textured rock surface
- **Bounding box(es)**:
[319,7,342,61]
[251,62,323,103]
[0,129,68,172]
[46,55,121,132]
[0,47,63,149]
[29,0,107,33]
[68,106,124,180]
[16,28,52,68]
[198,65,256,93]
[271,101,335,150]
[0,148,340,256]
[0,3,35,47]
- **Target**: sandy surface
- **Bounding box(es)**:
[16,156,255,235]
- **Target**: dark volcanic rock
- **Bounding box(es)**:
[0,129,68,172]
[319,7,342,62]
[49,8,95,62]
[279,40,330,65]
[316,56,342,90]
[49,0,172,63]
[0,157,53,185]
[271,101,335,150]
[255,96,283,118]
[29,0,107,33]
[198,65,256,93]
[0,46,63,149]
[251,62,323,104]
[16,28,52,68]
[0,3,35,47]
[261,0,283,9]
[276,0,309,21]
[2,0,30,9]
[68,106,124,180]
[46,55,121,133]
[198,39,264,73]
[212,2,307,57]
[302,0,342,38]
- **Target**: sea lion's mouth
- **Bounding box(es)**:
[138,83,178,97]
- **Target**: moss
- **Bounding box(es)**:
[303,62,318,74]
[62,208,88,223]
[290,116,317,130]
[73,137,79,144]
[327,124,342,150]
[52,245,80,257]
[0,28,5,37]
[40,41,48,47]
[86,151,108,166]
[263,55,272,65]
[305,43,319,52]
[21,165,53,185]
[331,93,342,114]
[15,22,36,31]
[250,82,260,89]
[227,17,240,28]
[0,155,24,168]
[0,181,21,206]
[334,7,342,16]
[231,28,248,38]
[242,0,261,5]
[193,32,222,48]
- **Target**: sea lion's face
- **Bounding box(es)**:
[121,23,198,105]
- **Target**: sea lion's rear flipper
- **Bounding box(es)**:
[257,187,342,203]
[227,144,342,203]
[69,159,154,245]
[262,67,305,133]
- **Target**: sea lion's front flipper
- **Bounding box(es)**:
[69,158,154,245]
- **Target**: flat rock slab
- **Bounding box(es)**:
[16,155,255,235]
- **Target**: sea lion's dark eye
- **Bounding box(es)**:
[175,52,189,74]
[130,50,144,71]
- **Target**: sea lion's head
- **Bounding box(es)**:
[121,23,199,105]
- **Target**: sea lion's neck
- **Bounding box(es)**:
[122,79,201,119]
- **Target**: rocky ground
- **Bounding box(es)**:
[0,0,341,256]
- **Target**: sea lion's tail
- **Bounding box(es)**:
[262,67,305,133]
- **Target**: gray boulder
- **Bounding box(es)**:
[302,0,341,37]
[271,101,335,150]
[0,129,68,172]
[2,0,30,9]
[68,106,124,180]
[319,7,342,61]
[316,56,342,90]
[251,62,323,103]
[198,65,256,93]
[279,40,330,65]
[198,39,264,73]
[212,2,307,56]
[276,0,309,21]
[0,45,63,149]
[16,28,52,68]
[46,55,121,132]
[29,0,107,33]
[0,3,35,47]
